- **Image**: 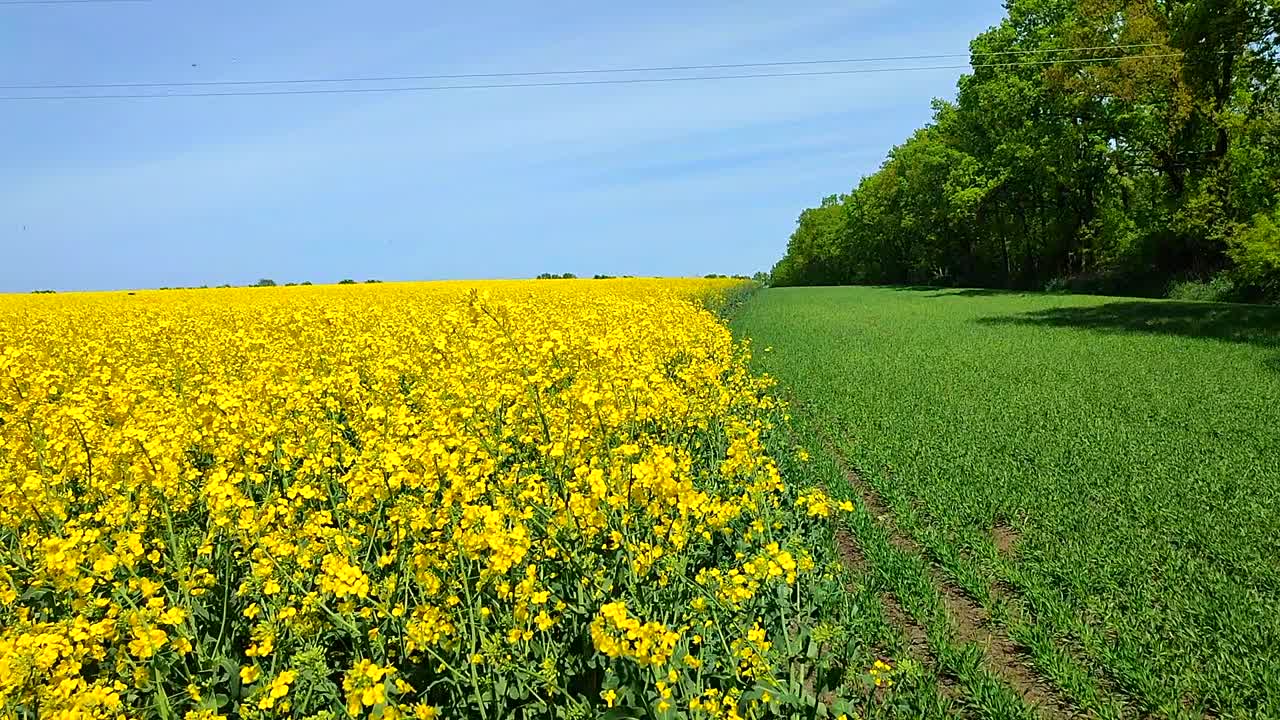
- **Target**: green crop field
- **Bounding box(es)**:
[733,286,1280,720]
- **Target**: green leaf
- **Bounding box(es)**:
[599,708,646,720]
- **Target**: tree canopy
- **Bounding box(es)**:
[772,0,1280,302]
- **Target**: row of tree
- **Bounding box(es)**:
[136,280,377,290]
[536,273,761,280]
[771,0,1280,302]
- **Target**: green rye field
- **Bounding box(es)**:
[734,286,1280,719]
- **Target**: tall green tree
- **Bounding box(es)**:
[772,0,1280,301]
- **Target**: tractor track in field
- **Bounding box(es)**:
[836,525,965,704]
[737,287,1270,719]
[802,404,1076,720]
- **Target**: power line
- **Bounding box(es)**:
[0,52,1184,101]
[0,0,149,5]
[1,43,1170,91]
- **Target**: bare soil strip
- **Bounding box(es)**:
[835,525,961,708]
[814,421,1075,719]
[992,525,1021,556]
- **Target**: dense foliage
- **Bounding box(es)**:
[772,0,1280,301]
[735,286,1280,717]
[0,280,921,719]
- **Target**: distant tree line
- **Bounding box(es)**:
[772,0,1280,303]
[124,279,366,290]
[38,274,772,295]
[537,273,762,281]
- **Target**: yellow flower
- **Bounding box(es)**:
[600,689,617,708]
[159,607,187,625]
[0,278,822,717]
[270,670,296,697]
[258,669,297,709]
[870,659,895,687]
[362,684,386,707]
[344,659,394,715]
[127,626,167,659]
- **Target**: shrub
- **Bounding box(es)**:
[1167,274,1239,303]
[1226,210,1280,303]
[1043,276,1071,294]
[1040,270,1169,298]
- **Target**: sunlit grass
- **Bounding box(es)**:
[734,286,1280,719]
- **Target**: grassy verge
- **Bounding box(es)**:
[733,286,1280,719]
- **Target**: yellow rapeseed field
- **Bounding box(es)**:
[0,279,857,720]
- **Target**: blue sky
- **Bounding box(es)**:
[1,0,1006,292]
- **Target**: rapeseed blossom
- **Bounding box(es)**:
[0,279,861,718]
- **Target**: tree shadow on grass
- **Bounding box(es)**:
[876,285,1026,298]
[975,300,1280,350]
[1266,354,1280,375]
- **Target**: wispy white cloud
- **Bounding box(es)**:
[0,0,1007,290]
